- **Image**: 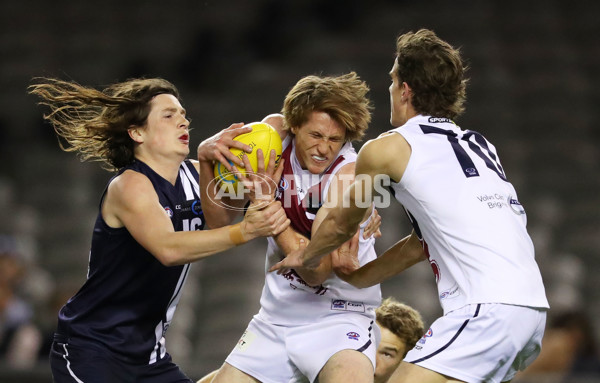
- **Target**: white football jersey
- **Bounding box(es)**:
[258,137,382,325]
[388,115,548,314]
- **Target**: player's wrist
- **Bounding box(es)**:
[229,223,249,245]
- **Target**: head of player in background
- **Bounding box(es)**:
[389,29,468,127]
[280,72,371,175]
[374,297,425,383]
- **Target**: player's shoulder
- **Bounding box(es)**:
[109,169,154,203]
[361,132,408,158]
[262,113,287,141]
[355,133,410,181]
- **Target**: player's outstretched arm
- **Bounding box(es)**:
[334,231,425,288]
[103,170,290,266]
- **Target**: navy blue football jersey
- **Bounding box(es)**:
[56,159,204,364]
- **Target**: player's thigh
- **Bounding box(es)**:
[223,316,297,382]
[318,349,374,383]
[390,362,464,383]
[287,314,379,382]
[403,304,545,383]
[212,362,261,383]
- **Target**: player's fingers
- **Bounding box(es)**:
[224,122,245,131]
[265,149,276,175]
[272,158,285,185]
[225,124,253,153]
[268,260,284,273]
[363,212,382,239]
[241,154,254,176]
[275,217,290,235]
[255,149,265,174]
[217,143,244,167]
[224,123,251,137]
[224,139,253,154]
[231,168,246,187]
[264,199,283,212]
[214,152,234,173]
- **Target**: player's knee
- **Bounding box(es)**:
[320,350,374,382]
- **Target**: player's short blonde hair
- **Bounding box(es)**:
[376,297,425,356]
[281,72,372,142]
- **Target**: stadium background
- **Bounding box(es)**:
[0,0,598,381]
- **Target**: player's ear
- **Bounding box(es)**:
[290,126,299,135]
[128,126,144,143]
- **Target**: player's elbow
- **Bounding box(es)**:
[334,219,358,242]
[346,273,376,289]
[296,260,332,287]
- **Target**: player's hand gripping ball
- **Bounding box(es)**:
[214,122,283,190]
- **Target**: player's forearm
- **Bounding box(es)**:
[295,258,333,286]
[301,216,354,268]
[341,235,425,288]
[152,223,255,266]
[274,226,306,255]
[275,227,331,286]
[301,205,364,268]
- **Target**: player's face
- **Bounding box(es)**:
[291,111,346,175]
[374,324,407,383]
[389,59,406,127]
[138,94,190,160]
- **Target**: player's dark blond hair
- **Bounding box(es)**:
[395,29,468,120]
[376,297,425,357]
[281,72,372,142]
[28,77,180,171]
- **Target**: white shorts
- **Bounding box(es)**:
[404,303,547,383]
[225,314,380,383]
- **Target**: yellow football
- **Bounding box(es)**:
[213,122,283,190]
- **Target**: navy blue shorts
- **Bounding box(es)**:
[50,336,193,383]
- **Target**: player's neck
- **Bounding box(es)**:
[135,154,183,185]
[405,103,418,122]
